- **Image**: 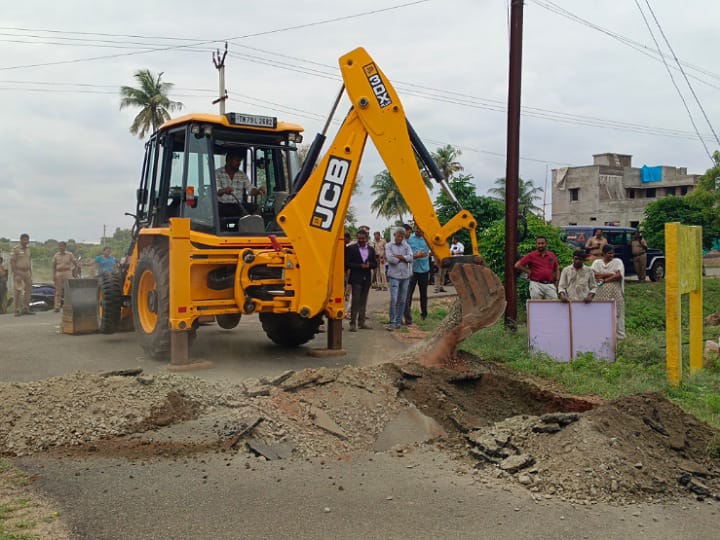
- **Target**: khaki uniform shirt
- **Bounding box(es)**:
[372,238,387,263]
[631,238,647,256]
[585,236,608,257]
[11,244,31,272]
[558,264,597,301]
[53,251,77,273]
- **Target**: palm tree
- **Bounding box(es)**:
[120,69,183,138]
[488,177,544,215]
[370,168,434,223]
[430,145,464,181]
[370,170,409,223]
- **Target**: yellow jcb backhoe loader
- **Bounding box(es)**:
[64,47,506,364]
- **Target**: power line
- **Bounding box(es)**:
[529,0,720,90]
[641,0,720,150]
[632,0,713,161]
[0,1,429,71]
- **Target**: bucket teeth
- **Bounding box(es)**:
[449,263,506,340]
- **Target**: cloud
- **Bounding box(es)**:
[0,0,717,240]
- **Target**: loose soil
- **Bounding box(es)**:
[2,352,719,506]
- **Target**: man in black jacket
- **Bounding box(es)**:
[345,229,377,331]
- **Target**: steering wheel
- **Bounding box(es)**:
[228,192,249,218]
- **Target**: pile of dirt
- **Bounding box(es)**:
[2,358,719,504]
[388,360,719,503]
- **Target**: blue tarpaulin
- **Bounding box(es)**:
[641,165,663,183]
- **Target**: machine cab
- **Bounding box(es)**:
[135,112,303,236]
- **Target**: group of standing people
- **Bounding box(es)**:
[515,232,627,339]
[1,233,119,316]
[345,223,463,332]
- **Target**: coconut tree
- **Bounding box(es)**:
[120,69,183,138]
[430,145,464,181]
[371,170,409,223]
[488,177,544,216]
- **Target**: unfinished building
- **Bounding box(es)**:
[551,153,700,228]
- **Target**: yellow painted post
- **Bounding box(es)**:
[689,289,703,374]
[665,223,682,386]
[688,225,704,374]
[665,223,704,384]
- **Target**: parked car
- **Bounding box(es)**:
[561,226,665,281]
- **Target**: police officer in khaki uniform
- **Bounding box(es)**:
[52,241,78,312]
[10,233,33,316]
[631,231,648,282]
[0,256,8,314]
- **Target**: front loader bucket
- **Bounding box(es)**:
[61,278,99,334]
[448,257,506,341]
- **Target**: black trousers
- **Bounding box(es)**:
[350,280,371,325]
[404,271,429,323]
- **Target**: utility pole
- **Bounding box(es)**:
[102,224,106,245]
[504,0,524,331]
[212,42,229,114]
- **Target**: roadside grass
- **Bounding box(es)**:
[0,459,58,540]
[423,278,720,429]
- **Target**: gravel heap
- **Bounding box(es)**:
[2,363,719,505]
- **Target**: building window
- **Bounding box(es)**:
[664,187,675,196]
[681,186,688,195]
[569,188,579,201]
[590,217,597,221]
[627,189,635,199]
[646,188,656,198]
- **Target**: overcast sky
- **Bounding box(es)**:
[1,0,718,242]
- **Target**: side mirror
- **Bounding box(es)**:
[137,188,148,205]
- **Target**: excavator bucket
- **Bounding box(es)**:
[448,257,506,341]
[61,278,99,334]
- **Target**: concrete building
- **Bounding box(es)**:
[551,153,700,228]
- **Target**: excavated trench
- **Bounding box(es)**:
[386,356,595,436]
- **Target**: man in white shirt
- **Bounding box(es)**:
[216,150,265,218]
[450,237,464,256]
[435,236,464,293]
[558,250,597,303]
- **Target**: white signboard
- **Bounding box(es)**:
[527,300,616,362]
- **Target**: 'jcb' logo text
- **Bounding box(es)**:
[363,63,393,108]
[310,157,351,231]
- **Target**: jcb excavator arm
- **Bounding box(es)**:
[279,47,505,330]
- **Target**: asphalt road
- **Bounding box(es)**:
[3,287,719,539]
[0,287,411,383]
[17,451,719,540]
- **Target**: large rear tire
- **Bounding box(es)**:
[97,272,122,334]
[132,246,170,359]
[259,313,322,347]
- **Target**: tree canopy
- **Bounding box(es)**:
[434,175,504,248]
[488,177,544,216]
[430,145,464,181]
[120,69,183,138]
[641,150,720,250]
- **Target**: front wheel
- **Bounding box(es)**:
[259,313,322,347]
[649,261,665,282]
[216,313,241,330]
[98,272,123,334]
[131,246,170,359]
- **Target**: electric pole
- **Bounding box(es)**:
[504,0,524,331]
[212,42,229,114]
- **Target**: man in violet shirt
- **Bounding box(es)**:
[344,229,377,331]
